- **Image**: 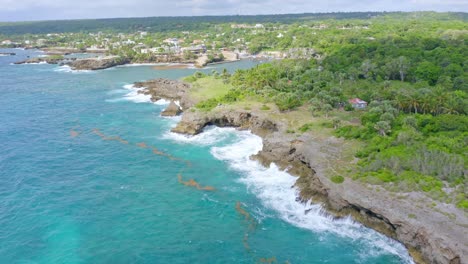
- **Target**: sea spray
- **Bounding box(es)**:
[167,126,414,264]
[54,65,94,74]
[105,84,152,103]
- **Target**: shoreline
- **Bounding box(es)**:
[173,107,467,264]
[5,48,253,70]
[137,77,467,264]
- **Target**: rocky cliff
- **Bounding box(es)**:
[171,105,467,264]
[138,78,467,264]
[134,78,193,109]
[68,56,129,70]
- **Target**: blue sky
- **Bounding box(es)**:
[0,0,467,21]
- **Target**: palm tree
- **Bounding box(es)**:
[397,56,409,82]
[332,118,341,130]
[418,88,433,114]
[431,87,449,115]
[374,121,391,137]
[322,104,333,118]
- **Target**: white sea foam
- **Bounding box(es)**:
[160,115,182,122]
[154,99,170,105]
[163,126,237,146]
[166,126,414,263]
[54,65,93,73]
[107,89,129,95]
[106,84,152,104]
[21,61,48,65]
[123,84,135,90]
[116,63,167,67]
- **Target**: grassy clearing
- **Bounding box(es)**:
[188,76,234,102]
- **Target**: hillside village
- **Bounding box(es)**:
[0,20,374,66]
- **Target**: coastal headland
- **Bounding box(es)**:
[135,76,467,264]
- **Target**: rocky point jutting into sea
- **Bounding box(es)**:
[136,77,467,264]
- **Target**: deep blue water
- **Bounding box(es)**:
[0,49,413,264]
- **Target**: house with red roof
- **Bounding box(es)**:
[348,98,368,109]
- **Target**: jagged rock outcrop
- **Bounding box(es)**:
[161,101,182,116]
[135,78,193,109]
[171,108,277,136]
[68,56,128,70]
[41,47,81,55]
[131,76,467,264]
[170,105,468,264]
[14,56,71,65]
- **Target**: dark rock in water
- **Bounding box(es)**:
[161,101,182,117]
[67,56,128,70]
[41,47,80,55]
[14,56,65,64]
[0,52,15,56]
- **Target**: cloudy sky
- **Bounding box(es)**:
[0,0,467,22]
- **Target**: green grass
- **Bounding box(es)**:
[188,76,235,103]
[457,200,468,209]
[260,104,270,111]
[331,175,345,184]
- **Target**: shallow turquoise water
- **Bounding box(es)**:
[0,49,413,264]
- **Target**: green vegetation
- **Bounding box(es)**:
[191,13,467,208]
[331,175,345,184]
[260,104,271,111]
[185,72,247,111]
[0,12,410,35]
[3,12,466,208]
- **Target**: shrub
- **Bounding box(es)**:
[194,71,206,79]
[344,103,354,111]
[298,123,314,133]
[183,75,197,83]
[274,94,302,111]
[457,200,468,209]
[195,98,219,111]
[260,104,271,111]
[331,175,345,184]
[221,89,243,103]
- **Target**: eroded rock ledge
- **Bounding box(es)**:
[14,56,74,65]
[67,56,129,70]
[135,78,193,110]
[139,78,467,264]
[172,108,467,264]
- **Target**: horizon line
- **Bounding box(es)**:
[1,10,466,24]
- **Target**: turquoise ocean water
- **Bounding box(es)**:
[0,49,413,264]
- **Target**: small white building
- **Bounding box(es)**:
[122,39,136,45]
[164,38,179,46]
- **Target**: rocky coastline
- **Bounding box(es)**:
[12,48,243,70]
[0,52,16,56]
[66,56,129,70]
[137,77,467,264]
[15,55,130,70]
[14,56,74,65]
